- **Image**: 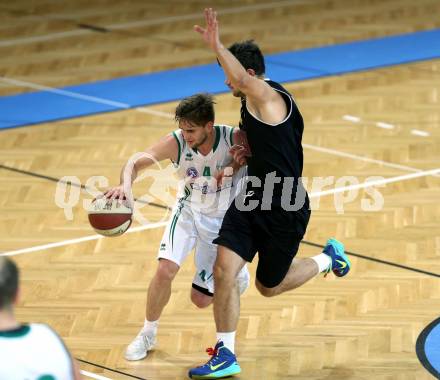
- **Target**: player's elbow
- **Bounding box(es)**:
[132,161,142,174]
[132,151,155,172]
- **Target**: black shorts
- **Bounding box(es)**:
[213,199,310,288]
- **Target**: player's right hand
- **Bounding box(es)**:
[103,185,128,201]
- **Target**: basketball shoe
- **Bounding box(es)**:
[323,238,351,277]
[125,330,156,361]
[188,341,241,379]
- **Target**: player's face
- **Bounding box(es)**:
[225,78,244,98]
[179,120,209,149]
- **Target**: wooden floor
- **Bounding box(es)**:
[1,1,440,379]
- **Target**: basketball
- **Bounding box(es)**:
[88,197,133,237]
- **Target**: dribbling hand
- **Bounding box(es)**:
[103,185,128,201]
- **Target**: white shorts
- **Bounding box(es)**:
[158,200,249,295]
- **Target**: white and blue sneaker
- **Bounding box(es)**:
[323,238,351,277]
[188,341,241,379]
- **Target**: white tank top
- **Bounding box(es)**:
[172,125,245,217]
[0,323,74,380]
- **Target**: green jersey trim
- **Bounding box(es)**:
[0,325,31,338]
[213,125,221,152]
[229,127,234,147]
[169,187,191,249]
[172,131,181,165]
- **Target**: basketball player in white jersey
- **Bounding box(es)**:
[0,257,82,379]
[104,93,250,361]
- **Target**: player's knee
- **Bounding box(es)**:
[213,262,225,280]
[213,262,235,284]
[255,280,276,297]
[191,290,212,308]
[156,259,179,283]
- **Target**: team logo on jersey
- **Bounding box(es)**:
[185,152,193,161]
[201,184,209,194]
[186,167,199,178]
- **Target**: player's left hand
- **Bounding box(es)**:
[194,8,222,52]
[230,144,250,166]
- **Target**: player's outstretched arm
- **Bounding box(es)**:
[104,134,178,200]
[194,8,276,106]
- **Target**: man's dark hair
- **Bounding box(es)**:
[0,257,19,309]
[175,93,215,126]
[228,40,265,76]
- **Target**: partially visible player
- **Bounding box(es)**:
[0,257,82,380]
[104,93,250,361]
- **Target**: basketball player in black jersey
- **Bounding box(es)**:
[189,9,351,379]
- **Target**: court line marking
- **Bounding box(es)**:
[0,164,171,211]
[309,167,440,197]
[80,370,112,380]
[412,129,430,137]
[301,143,440,176]
[0,0,308,47]
[342,115,361,123]
[77,358,146,380]
[0,76,173,119]
[302,240,440,278]
[343,115,432,137]
[1,76,439,256]
[2,7,435,377]
[0,75,435,175]
[416,316,440,378]
[376,121,395,130]
[0,221,168,256]
[0,76,131,108]
[1,167,439,257]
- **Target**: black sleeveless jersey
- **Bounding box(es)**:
[239,79,308,207]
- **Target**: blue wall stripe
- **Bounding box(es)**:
[1,28,440,130]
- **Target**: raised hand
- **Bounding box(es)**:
[194,8,222,52]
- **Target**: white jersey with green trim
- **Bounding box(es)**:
[0,323,74,380]
[172,124,245,217]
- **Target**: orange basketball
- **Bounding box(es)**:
[88,198,132,237]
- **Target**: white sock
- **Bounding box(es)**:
[311,253,332,273]
[142,319,158,336]
[217,331,236,354]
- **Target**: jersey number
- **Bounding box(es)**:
[203,166,211,177]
